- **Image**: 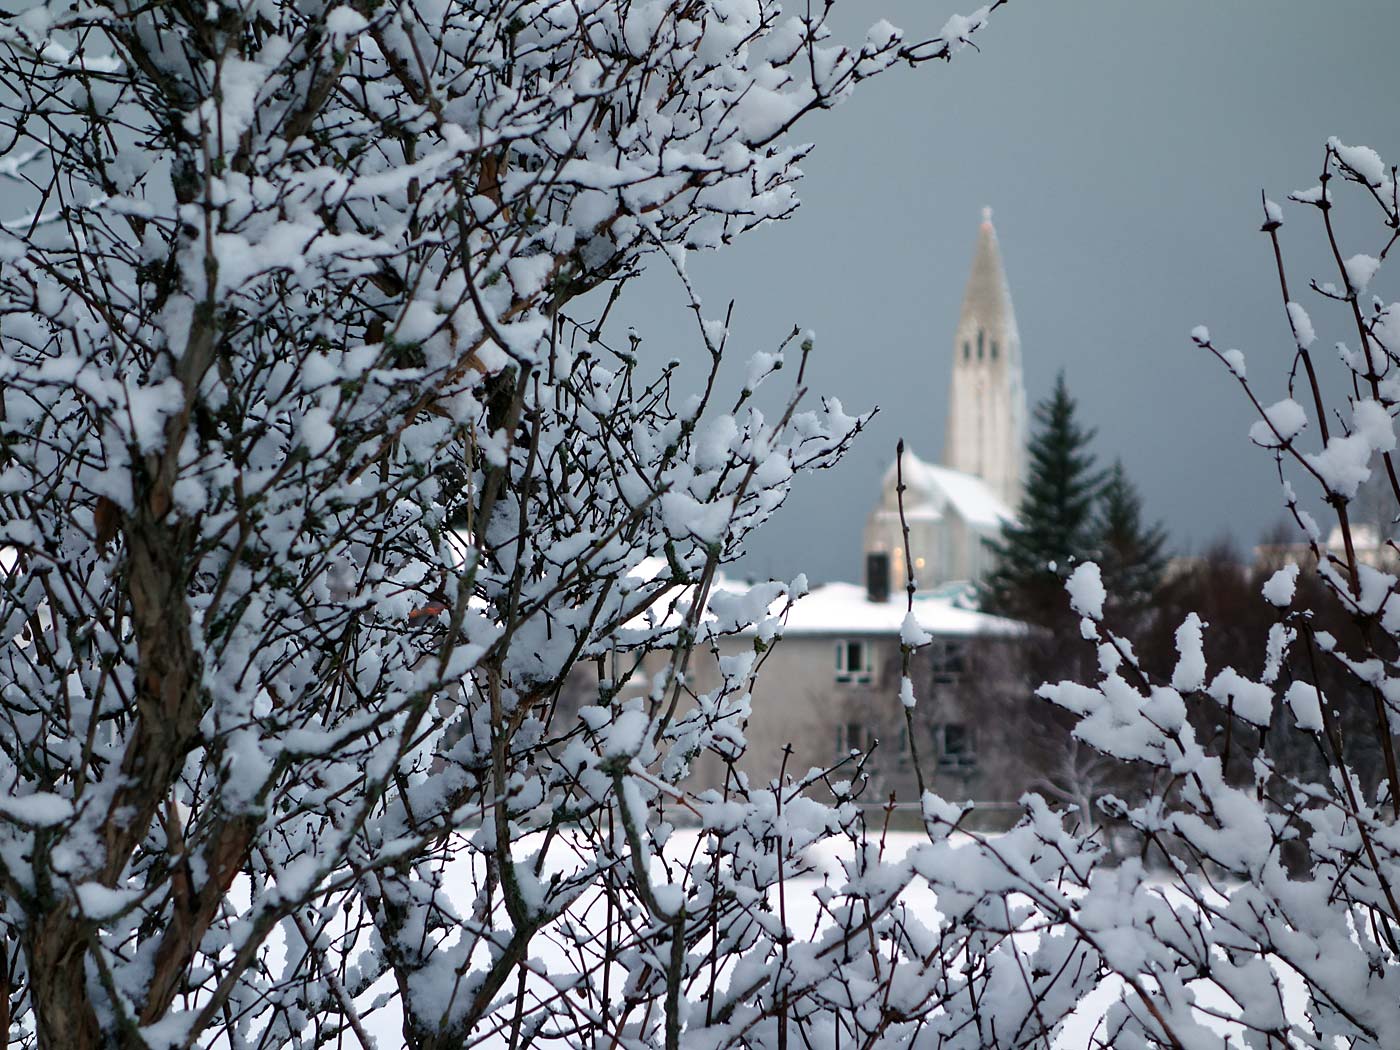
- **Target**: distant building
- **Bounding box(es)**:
[863,209,1024,596]
[725,581,1032,806]
[1255,523,1400,574]
[561,574,1033,807]
[559,213,1051,809]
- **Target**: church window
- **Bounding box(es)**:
[835,639,874,685]
[977,330,984,359]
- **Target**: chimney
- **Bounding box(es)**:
[865,551,891,603]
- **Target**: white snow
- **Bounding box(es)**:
[1171,613,1207,693]
[1066,562,1105,620]
[899,676,917,709]
[1222,348,1247,378]
[1207,667,1274,727]
[1353,398,1396,452]
[1345,253,1381,294]
[886,448,1014,529]
[324,5,368,38]
[900,609,932,647]
[1285,681,1324,731]
[780,582,1023,637]
[1286,301,1316,348]
[1306,433,1372,499]
[1248,398,1306,447]
[1262,563,1299,607]
[1330,138,1389,188]
[938,6,991,52]
[0,791,73,827]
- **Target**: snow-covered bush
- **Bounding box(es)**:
[1014,140,1400,1047]
[0,1,1015,1047]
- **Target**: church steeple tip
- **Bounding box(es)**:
[958,208,1015,339]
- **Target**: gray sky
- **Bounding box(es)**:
[597,0,1400,585]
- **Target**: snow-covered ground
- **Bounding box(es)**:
[342,828,1308,1049]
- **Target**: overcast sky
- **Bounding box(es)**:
[592,0,1400,585]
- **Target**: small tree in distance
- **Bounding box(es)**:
[984,370,1103,624]
[1091,458,1168,613]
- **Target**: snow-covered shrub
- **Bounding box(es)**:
[1008,140,1400,1047]
[0,1,1013,1048]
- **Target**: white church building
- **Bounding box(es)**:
[862,208,1025,600]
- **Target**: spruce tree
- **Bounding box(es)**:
[984,372,1102,623]
[1092,459,1168,606]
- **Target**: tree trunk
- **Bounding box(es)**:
[26,913,104,1050]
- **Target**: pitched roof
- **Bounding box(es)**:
[879,448,1014,531]
[779,582,1023,637]
[617,558,1022,639]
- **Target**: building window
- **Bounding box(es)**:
[930,639,966,684]
[963,340,970,360]
[835,639,874,685]
[938,724,976,770]
[991,340,999,359]
[977,330,984,359]
[841,721,864,754]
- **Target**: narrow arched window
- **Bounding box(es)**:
[977,330,984,359]
[991,340,999,359]
[963,341,970,360]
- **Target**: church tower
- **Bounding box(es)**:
[943,209,1026,510]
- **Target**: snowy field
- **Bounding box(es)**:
[336,828,1308,1049]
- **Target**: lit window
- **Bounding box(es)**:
[914,556,926,570]
[835,639,874,685]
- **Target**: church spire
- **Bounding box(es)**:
[943,209,1026,510]
[958,207,1016,343]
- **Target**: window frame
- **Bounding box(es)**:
[834,638,875,685]
[937,723,977,770]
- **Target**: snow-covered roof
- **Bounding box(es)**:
[880,450,1014,531]
[780,582,1022,638]
[615,559,1020,639]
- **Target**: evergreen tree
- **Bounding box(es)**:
[1092,459,1169,606]
[984,372,1102,623]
